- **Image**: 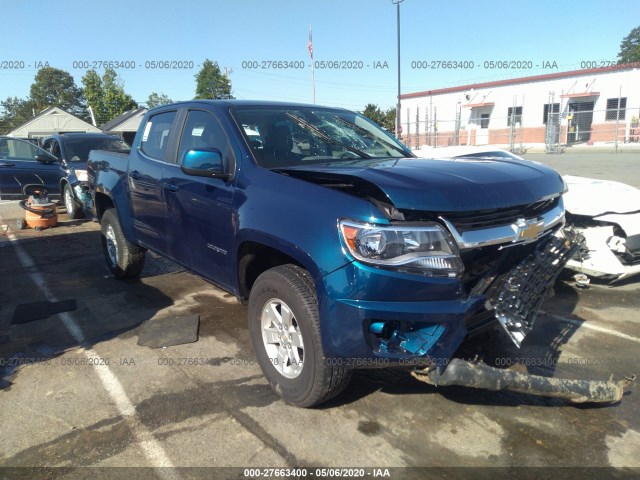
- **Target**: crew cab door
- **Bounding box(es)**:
[130,109,179,252]
[162,109,236,289]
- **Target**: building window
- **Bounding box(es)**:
[480,113,490,129]
[605,97,627,121]
[507,106,522,126]
[543,103,560,124]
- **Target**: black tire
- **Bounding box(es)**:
[101,208,145,279]
[248,264,351,407]
[63,184,84,220]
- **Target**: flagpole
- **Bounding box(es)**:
[308,25,315,104]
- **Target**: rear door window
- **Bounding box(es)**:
[140,111,177,162]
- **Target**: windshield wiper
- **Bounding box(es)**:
[332,115,409,157]
[286,113,371,159]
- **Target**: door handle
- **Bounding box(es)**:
[163,182,179,192]
[129,170,141,180]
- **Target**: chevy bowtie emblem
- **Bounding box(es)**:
[514,218,544,242]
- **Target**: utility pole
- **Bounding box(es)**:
[614,85,621,154]
[392,0,404,138]
[308,25,315,104]
[223,67,234,99]
[88,105,97,127]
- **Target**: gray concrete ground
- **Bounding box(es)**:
[0,153,639,479]
[522,152,640,188]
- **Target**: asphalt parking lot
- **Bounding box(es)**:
[1,152,639,479]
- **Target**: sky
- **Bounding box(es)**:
[1,0,639,113]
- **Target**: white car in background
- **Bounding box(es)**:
[412,145,640,283]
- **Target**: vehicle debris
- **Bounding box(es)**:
[562,176,640,283]
[412,359,635,404]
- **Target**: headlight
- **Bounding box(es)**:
[338,220,464,277]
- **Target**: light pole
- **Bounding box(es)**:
[392,0,404,139]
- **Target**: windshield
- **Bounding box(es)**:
[0,137,53,161]
[63,138,130,162]
[230,105,412,168]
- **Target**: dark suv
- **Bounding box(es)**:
[41,133,130,218]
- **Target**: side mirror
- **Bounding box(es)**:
[181,149,230,179]
[36,154,57,164]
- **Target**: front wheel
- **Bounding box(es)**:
[248,264,351,407]
[101,208,145,279]
[63,184,84,220]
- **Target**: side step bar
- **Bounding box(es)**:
[412,358,635,404]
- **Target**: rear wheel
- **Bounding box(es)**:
[248,264,351,407]
[64,184,84,220]
[101,208,145,278]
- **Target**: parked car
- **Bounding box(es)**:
[413,145,640,284]
[0,137,64,201]
[41,133,130,219]
[88,100,628,407]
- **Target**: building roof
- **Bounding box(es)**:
[400,63,640,100]
[101,107,148,131]
[7,107,101,136]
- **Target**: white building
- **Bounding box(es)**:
[400,64,640,150]
[101,107,148,145]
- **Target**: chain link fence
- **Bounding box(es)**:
[401,100,640,154]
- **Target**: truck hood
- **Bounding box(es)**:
[280,157,565,212]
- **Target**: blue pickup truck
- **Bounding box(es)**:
[88,100,631,406]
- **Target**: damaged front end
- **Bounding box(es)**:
[374,197,635,404]
[294,166,635,403]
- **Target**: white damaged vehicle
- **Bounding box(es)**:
[562,176,640,283]
[412,145,640,283]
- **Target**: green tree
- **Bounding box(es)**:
[103,69,137,120]
[0,97,36,133]
[384,107,397,134]
[194,59,232,99]
[147,92,173,108]
[618,26,640,63]
[82,69,104,123]
[82,68,137,124]
[1,66,85,133]
[29,67,84,116]
[361,103,396,132]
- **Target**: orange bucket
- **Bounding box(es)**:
[24,200,58,229]
[18,185,58,230]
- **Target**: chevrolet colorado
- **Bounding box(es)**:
[88,100,631,406]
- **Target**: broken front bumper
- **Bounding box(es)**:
[413,358,635,404]
[324,235,576,364]
[324,227,632,403]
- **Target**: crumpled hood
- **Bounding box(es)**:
[282,157,565,212]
